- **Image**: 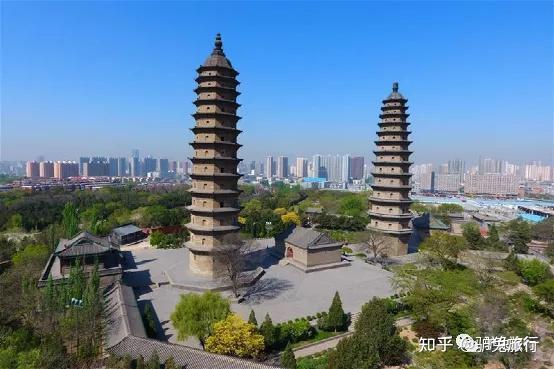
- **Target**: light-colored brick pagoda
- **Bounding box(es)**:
[368,82,413,255]
[185,34,242,277]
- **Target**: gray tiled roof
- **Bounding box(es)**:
[112,224,143,237]
[108,336,279,369]
[104,281,279,369]
[104,282,147,349]
[285,227,342,250]
[55,231,116,258]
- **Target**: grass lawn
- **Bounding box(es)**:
[297,353,329,369]
[291,330,342,349]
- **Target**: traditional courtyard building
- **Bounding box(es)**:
[38,231,122,287]
[186,34,242,277]
[368,82,414,255]
[282,226,345,272]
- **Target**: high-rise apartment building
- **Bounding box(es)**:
[117,157,127,176]
[277,156,289,179]
[478,157,501,175]
[54,161,79,179]
[435,174,461,193]
[525,161,552,181]
[39,161,55,178]
[83,157,109,177]
[142,157,157,176]
[265,156,274,179]
[341,154,351,183]
[350,156,364,180]
[447,159,465,175]
[26,161,40,178]
[465,174,518,196]
[295,157,308,178]
[108,158,119,177]
[130,157,140,177]
[438,163,449,175]
[311,155,323,178]
[157,158,169,178]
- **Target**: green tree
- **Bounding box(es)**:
[419,233,467,269]
[533,279,554,303]
[487,223,505,250]
[142,304,158,338]
[325,292,348,332]
[136,355,145,369]
[6,213,23,230]
[517,258,551,286]
[328,298,405,369]
[505,219,532,254]
[339,195,366,217]
[462,223,483,249]
[11,244,49,267]
[163,357,178,369]
[410,202,429,215]
[280,344,297,369]
[62,202,79,238]
[259,313,279,351]
[170,291,230,346]
[248,309,258,327]
[146,351,160,369]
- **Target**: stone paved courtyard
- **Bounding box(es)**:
[121,240,394,348]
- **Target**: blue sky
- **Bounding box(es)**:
[1,1,552,165]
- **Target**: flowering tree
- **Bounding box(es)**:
[205,314,264,359]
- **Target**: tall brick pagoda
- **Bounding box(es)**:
[368,82,413,255]
[186,34,242,277]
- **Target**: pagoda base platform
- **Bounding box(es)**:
[162,249,265,292]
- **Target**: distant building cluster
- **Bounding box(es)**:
[26,160,78,179]
[22,151,191,180]
[253,154,366,185]
[410,157,553,197]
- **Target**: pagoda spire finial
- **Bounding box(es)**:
[393,82,399,93]
[214,33,223,51]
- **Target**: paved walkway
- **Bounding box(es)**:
[293,315,414,358]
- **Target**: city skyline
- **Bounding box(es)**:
[1,2,552,164]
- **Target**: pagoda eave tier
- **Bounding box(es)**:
[190,126,242,134]
[373,150,413,155]
[372,161,413,166]
[196,65,239,76]
[382,98,408,104]
[371,184,412,190]
[379,113,410,119]
[192,112,241,121]
[189,157,242,164]
[371,172,413,178]
[186,206,241,214]
[195,75,240,86]
[369,197,413,204]
[366,226,413,236]
[194,99,241,108]
[377,130,411,136]
[190,173,242,179]
[378,122,410,127]
[367,212,414,220]
[189,141,242,149]
[185,223,241,234]
[194,86,241,96]
[189,189,242,196]
[374,140,413,145]
[381,105,409,111]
